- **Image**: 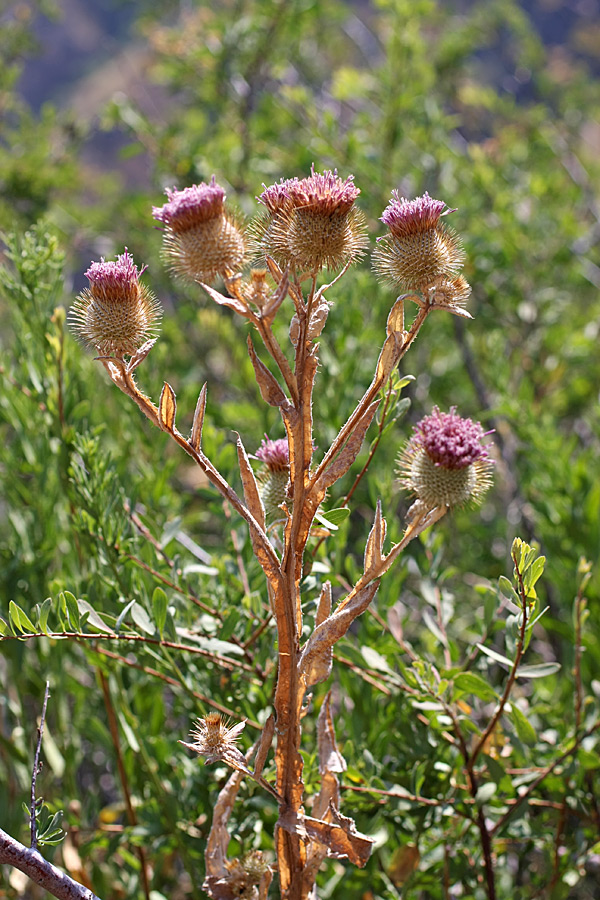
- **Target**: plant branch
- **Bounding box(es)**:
[0,827,101,900]
[30,681,50,851]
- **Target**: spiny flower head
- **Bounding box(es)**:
[253,166,368,273]
[373,191,467,296]
[69,250,161,356]
[179,712,248,769]
[254,435,290,522]
[398,407,493,516]
[152,177,246,283]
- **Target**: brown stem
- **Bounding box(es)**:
[98,672,151,900]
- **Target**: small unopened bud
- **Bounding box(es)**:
[69,250,161,357]
[398,407,493,518]
[373,192,467,298]
[152,178,246,283]
[254,166,368,273]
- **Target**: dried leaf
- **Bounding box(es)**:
[289,314,300,347]
[236,433,266,531]
[126,338,157,373]
[386,296,405,336]
[262,270,289,321]
[364,500,387,575]
[247,336,289,409]
[318,691,346,776]
[158,382,177,433]
[304,809,373,867]
[308,298,331,341]
[190,383,207,451]
[389,844,421,886]
[305,583,333,686]
[316,400,379,492]
[375,331,403,384]
[253,713,274,780]
[201,282,253,318]
[299,582,379,680]
[265,255,283,284]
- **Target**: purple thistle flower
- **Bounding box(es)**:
[380,191,453,239]
[255,436,290,472]
[412,407,491,470]
[397,407,494,515]
[85,250,147,298]
[152,178,226,232]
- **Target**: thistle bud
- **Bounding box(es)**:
[254,436,290,521]
[69,250,161,357]
[398,407,493,518]
[254,166,368,273]
[373,191,468,298]
[152,177,246,283]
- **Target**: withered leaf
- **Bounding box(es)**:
[201,282,252,318]
[316,400,379,492]
[317,691,346,776]
[386,296,405,336]
[305,583,333,686]
[158,382,177,433]
[253,713,274,781]
[304,809,373,868]
[247,336,289,409]
[126,338,157,373]
[299,582,379,680]
[262,270,289,321]
[375,331,403,384]
[364,500,387,575]
[235,433,266,531]
[190,382,207,451]
[265,255,283,284]
[389,844,421,886]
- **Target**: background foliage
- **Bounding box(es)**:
[1,1,599,897]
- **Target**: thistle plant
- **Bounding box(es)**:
[65,170,493,899]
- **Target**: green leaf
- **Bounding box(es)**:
[115,598,136,633]
[131,602,154,635]
[314,507,351,530]
[77,600,116,634]
[220,609,240,642]
[475,782,497,805]
[62,591,81,631]
[527,556,545,587]
[476,643,512,668]
[498,576,519,605]
[38,597,52,635]
[516,662,561,679]
[9,601,36,634]
[361,646,391,673]
[453,672,498,702]
[507,703,537,744]
[152,588,168,639]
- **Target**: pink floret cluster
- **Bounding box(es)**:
[258,166,359,216]
[412,407,491,470]
[380,191,452,238]
[255,436,290,471]
[152,178,225,226]
[85,250,145,288]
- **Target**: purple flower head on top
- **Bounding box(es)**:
[413,407,492,470]
[152,178,226,232]
[380,191,453,239]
